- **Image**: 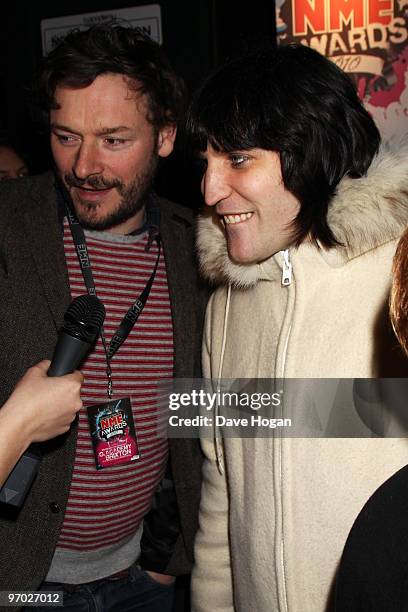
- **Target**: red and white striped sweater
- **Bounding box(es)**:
[54,220,173,556]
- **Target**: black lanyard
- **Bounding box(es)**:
[60,187,161,397]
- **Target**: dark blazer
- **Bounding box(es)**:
[0,172,206,593]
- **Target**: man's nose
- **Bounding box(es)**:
[201,169,231,207]
[72,143,104,180]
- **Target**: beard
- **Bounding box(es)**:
[63,154,158,232]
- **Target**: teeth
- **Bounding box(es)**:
[223,212,253,225]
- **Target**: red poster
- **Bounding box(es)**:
[277,0,408,138]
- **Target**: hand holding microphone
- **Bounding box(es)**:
[8,361,83,444]
[0,363,83,489]
[0,295,105,505]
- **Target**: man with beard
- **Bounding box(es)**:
[0,24,205,612]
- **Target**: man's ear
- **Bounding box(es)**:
[157,124,177,158]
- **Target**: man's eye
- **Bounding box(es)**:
[229,154,249,167]
[55,134,77,146]
[105,138,126,147]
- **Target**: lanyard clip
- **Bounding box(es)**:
[107,369,113,398]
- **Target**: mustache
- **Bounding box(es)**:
[64,173,123,191]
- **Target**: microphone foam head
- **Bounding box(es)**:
[63,294,105,343]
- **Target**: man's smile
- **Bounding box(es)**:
[220,212,254,225]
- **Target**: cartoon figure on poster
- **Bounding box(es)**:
[276,0,288,33]
[277,0,408,138]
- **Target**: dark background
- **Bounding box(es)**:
[0,1,276,207]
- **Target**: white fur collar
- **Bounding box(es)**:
[196,142,408,288]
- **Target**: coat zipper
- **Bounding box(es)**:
[281,249,292,286]
[277,249,294,611]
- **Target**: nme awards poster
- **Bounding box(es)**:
[276,0,408,138]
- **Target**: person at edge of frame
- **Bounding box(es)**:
[335,225,408,612]
[184,42,408,612]
[0,23,206,612]
[0,136,29,181]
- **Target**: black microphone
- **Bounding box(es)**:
[0,295,105,508]
[48,294,105,376]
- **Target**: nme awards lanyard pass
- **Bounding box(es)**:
[64,199,161,469]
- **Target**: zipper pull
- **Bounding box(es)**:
[281,249,292,286]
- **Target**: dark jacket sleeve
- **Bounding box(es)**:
[139,460,181,573]
[141,199,207,575]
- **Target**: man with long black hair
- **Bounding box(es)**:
[185,43,408,612]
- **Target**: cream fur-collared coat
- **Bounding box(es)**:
[192,144,408,612]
